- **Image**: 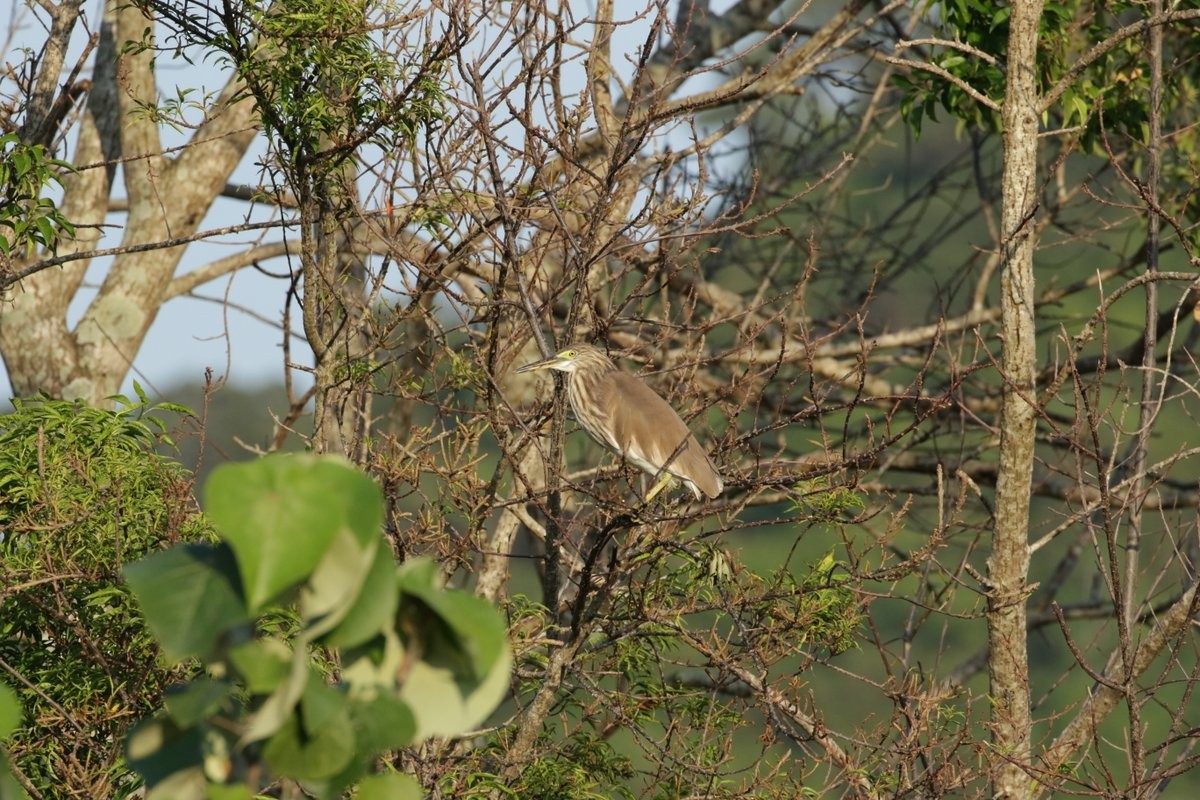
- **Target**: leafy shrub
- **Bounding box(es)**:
[0,393,202,798]
[123,454,512,799]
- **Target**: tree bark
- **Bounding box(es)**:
[989,1,1044,796]
[0,0,257,405]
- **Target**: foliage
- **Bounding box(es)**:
[0,392,202,798]
[0,133,74,259]
[145,0,446,182]
[0,683,28,800]
[236,0,445,170]
[431,521,865,799]
[898,0,1197,155]
[122,454,511,799]
[6,0,1200,796]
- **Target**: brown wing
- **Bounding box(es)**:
[608,372,722,498]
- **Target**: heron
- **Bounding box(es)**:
[516,343,722,501]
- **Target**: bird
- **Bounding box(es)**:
[516,343,722,501]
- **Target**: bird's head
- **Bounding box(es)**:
[515,344,605,375]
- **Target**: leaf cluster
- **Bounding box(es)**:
[122,455,512,799]
[204,0,445,179]
[898,0,1186,147]
[0,133,75,258]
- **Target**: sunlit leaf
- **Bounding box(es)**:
[320,541,399,649]
[123,543,248,663]
[163,679,232,728]
[261,674,355,783]
[0,684,20,740]
[228,638,294,695]
[206,455,381,613]
[240,644,310,744]
[396,558,509,679]
[356,772,422,800]
[126,716,208,800]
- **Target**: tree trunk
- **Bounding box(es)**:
[988,1,1044,796]
[0,0,256,404]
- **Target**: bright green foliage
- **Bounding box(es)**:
[791,551,860,656]
[449,727,635,800]
[899,1,1180,145]
[122,455,512,799]
[145,0,446,182]
[234,0,445,165]
[0,684,28,800]
[898,1,1200,251]
[791,479,866,525]
[0,393,203,797]
[0,132,75,258]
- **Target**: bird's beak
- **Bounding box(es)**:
[515,355,561,374]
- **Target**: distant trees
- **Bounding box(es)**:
[3,0,1200,797]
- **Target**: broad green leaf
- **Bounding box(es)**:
[164,679,232,727]
[396,558,508,679]
[240,644,310,744]
[356,773,422,800]
[299,671,345,732]
[206,455,382,613]
[299,527,379,637]
[392,559,512,737]
[206,784,253,800]
[0,755,29,800]
[229,638,294,695]
[126,716,208,800]
[146,770,209,800]
[321,540,399,650]
[0,684,20,740]
[348,691,416,753]
[261,675,355,783]
[398,647,512,740]
[123,543,249,663]
[341,627,404,691]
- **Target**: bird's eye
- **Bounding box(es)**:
[563,350,576,358]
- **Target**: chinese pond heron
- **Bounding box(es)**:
[516,344,722,501]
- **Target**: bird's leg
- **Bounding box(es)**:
[644,473,673,503]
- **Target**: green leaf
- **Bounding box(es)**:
[356,772,422,800]
[299,526,380,638]
[348,691,415,753]
[0,754,30,800]
[163,679,232,727]
[32,215,57,246]
[396,559,508,678]
[126,716,208,800]
[398,646,512,740]
[0,684,20,740]
[228,637,293,695]
[205,455,382,613]
[321,540,399,649]
[205,785,254,800]
[123,543,249,663]
[341,628,404,691]
[261,674,355,783]
[240,644,310,744]
[394,559,512,738]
